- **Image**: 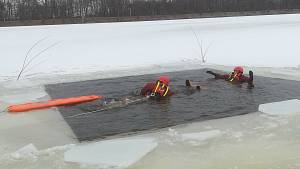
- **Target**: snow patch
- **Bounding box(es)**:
[64,137,157,168]
[40,144,75,156]
[10,143,38,160]
[1,144,75,162]
[166,128,180,137]
[164,128,222,145]
[181,130,222,141]
[259,99,300,115]
[0,92,47,104]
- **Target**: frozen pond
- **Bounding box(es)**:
[45,69,300,141]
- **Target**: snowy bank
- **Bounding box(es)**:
[1,14,300,82]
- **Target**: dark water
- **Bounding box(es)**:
[45,69,300,141]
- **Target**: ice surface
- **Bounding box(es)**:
[0,107,76,154]
[259,99,300,115]
[64,137,157,168]
[181,130,222,141]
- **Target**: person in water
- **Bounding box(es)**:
[140,76,174,98]
[140,75,202,99]
[206,66,254,88]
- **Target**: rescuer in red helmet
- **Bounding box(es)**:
[206,66,254,88]
[140,75,174,98]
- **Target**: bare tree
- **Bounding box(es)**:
[190,27,211,63]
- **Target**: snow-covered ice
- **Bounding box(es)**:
[1,14,300,81]
[64,137,158,168]
[259,99,300,115]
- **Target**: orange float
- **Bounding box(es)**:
[8,95,102,113]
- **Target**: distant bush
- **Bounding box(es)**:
[1,0,300,22]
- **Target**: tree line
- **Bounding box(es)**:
[1,0,300,21]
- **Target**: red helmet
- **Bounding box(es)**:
[234,66,244,73]
[158,76,170,85]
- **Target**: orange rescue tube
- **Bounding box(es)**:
[8,95,102,113]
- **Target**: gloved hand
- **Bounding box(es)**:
[206,70,216,76]
[247,70,254,88]
[185,80,192,87]
[249,70,253,77]
[149,92,162,100]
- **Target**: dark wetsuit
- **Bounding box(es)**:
[207,70,252,83]
[217,73,251,83]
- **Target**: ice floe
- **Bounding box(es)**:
[64,137,157,168]
[259,99,300,115]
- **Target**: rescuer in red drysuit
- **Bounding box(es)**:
[140,76,174,98]
[206,66,254,88]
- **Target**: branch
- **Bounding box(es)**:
[22,59,47,75]
[17,37,48,80]
[17,39,60,80]
[190,27,211,63]
[22,41,61,72]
